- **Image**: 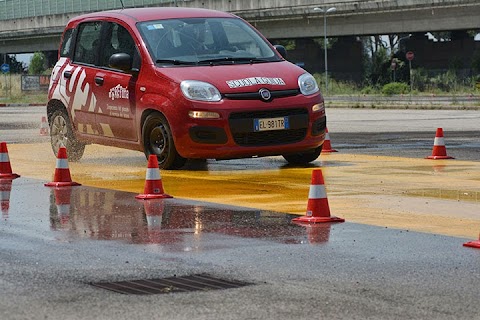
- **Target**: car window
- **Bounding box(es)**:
[60,28,74,58]
[74,21,102,65]
[100,23,137,68]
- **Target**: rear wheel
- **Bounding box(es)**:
[142,113,186,170]
[282,146,322,165]
[49,109,85,161]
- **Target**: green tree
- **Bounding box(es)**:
[29,52,46,75]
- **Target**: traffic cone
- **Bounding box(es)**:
[45,146,81,187]
[322,128,338,153]
[426,128,454,160]
[463,234,480,249]
[136,155,172,199]
[0,142,20,180]
[54,187,72,224]
[40,116,49,136]
[0,179,12,219]
[292,169,344,224]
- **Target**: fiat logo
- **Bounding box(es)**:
[259,88,271,101]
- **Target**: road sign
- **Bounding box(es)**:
[1,63,10,74]
[406,51,414,61]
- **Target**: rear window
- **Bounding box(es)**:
[60,28,74,58]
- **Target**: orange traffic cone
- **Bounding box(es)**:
[136,155,172,199]
[0,142,20,180]
[292,169,344,224]
[0,179,12,219]
[45,146,81,187]
[426,128,454,160]
[322,128,338,153]
[40,116,49,136]
[463,234,480,249]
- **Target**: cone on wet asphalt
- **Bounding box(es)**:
[463,234,480,249]
[426,128,454,160]
[45,146,81,187]
[292,169,345,224]
[136,154,172,199]
[322,128,338,153]
[0,142,20,180]
[40,116,49,136]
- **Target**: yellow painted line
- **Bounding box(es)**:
[6,143,480,239]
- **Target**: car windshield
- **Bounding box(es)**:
[138,17,281,66]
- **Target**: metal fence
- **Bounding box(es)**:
[0,0,178,20]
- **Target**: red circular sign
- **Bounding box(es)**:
[406,51,414,61]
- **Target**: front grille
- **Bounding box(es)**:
[232,128,307,146]
[224,89,299,101]
[229,108,308,146]
[229,108,307,119]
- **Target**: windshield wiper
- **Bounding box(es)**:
[155,59,198,66]
[197,57,272,65]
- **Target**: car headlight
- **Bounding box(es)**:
[180,80,221,102]
[298,73,319,96]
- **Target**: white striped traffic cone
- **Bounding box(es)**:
[45,146,81,187]
[40,116,49,136]
[292,169,344,224]
[0,142,20,180]
[426,128,454,160]
[322,128,338,153]
[136,155,172,199]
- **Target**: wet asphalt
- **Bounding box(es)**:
[1,178,479,320]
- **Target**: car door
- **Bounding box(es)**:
[68,20,103,136]
[93,22,138,141]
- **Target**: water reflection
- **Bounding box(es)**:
[0,179,13,220]
[48,187,333,249]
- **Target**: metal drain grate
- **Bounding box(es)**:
[90,274,252,295]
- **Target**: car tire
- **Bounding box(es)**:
[282,146,322,165]
[142,113,187,170]
[49,109,85,162]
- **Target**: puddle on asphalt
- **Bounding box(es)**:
[44,186,336,249]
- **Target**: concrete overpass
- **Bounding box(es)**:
[1,0,479,54]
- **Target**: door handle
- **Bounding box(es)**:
[94,77,104,86]
[64,71,72,79]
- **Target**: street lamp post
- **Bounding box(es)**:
[314,7,336,94]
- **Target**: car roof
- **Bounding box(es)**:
[68,7,235,25]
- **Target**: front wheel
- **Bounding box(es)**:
[142,113,186,170]
[49,109,85,161]
[282,146,322,165]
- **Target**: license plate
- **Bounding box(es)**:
[254,117,289,132]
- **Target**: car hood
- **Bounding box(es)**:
[155,61,306,93]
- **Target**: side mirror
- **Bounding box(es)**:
[274,45,287,59]
[109,53,132,72]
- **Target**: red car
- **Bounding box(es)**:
[48,7,326,169]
